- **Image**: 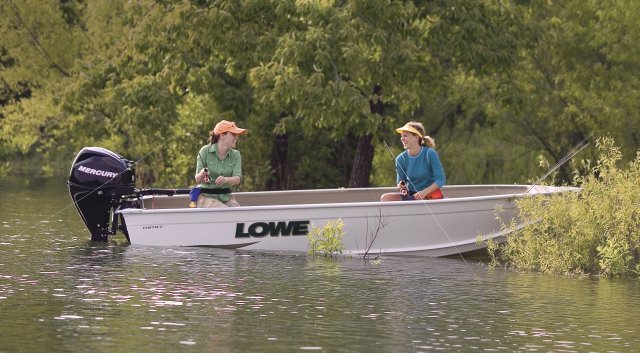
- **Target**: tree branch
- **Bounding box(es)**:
[9,1,71,77]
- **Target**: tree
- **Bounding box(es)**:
[489,0,640,181]
[248,0,439,186]
[0,0,83,159]
[4,0,638,190]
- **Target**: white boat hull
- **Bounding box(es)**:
[118,185,576,257]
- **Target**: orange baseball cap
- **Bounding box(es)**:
[213,120,247,135]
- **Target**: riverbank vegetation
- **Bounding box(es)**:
[488,139,640,277]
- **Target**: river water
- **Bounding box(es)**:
[1,174,638,352]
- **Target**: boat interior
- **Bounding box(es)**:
[139,185,535,210]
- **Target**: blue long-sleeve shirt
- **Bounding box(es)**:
[396,146,446,193]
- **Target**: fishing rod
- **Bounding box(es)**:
[382,140,414,197]
[136,131,216,195]
[526,135,591,193]
[196,150,211,183]
[382,134,591,276]
[190,148,214,208]
[381,138,497,304]
[382,140,472,254]
[381,134,587,298]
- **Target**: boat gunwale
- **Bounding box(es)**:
[118,184,578,215]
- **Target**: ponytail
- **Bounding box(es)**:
[207,130,220,144]
[423,135,435,148]
[406,121,435,148]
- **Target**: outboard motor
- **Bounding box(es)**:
[68,147,137,241]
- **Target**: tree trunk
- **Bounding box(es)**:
[267,133,289,190]
[348,134,374,187]
[348,84,383,188]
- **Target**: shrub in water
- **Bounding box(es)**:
[308,219,345,257]
[489,138,640,277]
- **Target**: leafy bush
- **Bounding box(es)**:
[489,138,640,277]
[308,219,346,257]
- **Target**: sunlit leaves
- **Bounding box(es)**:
[492,138,640,277]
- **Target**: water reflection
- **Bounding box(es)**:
[1,174,639,352]
[495,271,639,352]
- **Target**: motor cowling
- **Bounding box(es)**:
[68,147,137,241]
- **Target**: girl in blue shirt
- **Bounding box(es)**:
[381,122,446,201]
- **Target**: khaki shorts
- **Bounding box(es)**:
[197,194,240,208]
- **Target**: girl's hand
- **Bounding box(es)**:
[398,180,408,195]
[215,176,226,185]
[200,168,211,183]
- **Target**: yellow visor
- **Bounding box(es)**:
[395,124,422,137]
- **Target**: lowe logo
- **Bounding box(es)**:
[236,220,310,238]
[78,165,118,178]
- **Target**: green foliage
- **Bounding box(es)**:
[308,219,346,257]
[249,0,430,138]
[370,143,400,187]
[427,0,528,73]
[1,0,640,191]
[488,0,640,182]
[0,161,11,180]
[490,138,640,277]
[0,0,82,160]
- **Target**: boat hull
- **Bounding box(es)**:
[118,185,575,256]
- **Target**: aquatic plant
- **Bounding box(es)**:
[489,138,640,277]
[308,219,346,257]
[362,208,390,259]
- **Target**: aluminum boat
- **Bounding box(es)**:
[68,147,577,256]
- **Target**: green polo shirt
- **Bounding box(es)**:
[196,143,242,202]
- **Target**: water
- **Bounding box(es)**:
[1,175,639,352]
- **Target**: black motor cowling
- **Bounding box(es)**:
[68,147,137,241]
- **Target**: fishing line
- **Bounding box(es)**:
[382,135,592,305]
[11,132,193,239]
[526,135,591,193]
[382,139,493,302]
